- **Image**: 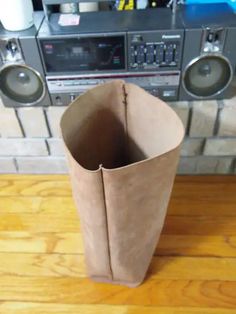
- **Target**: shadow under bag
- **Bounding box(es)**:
[60,80,184,287]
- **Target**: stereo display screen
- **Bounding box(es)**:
[41,36,125,73]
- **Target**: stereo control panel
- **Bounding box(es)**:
[47,71,180,105]
[128,31,184,71]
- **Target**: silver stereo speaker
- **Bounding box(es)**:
[0,12,51,107]
[179,4,236,100]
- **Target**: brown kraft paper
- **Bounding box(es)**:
[60,80,185,287]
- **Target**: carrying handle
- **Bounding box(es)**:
[42,0,178,20]
[42,0,112,21]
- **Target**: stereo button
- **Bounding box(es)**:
[146,53,154,64]
[136,45,145,65]
[156,44,164,64]
[173,44,179,63]
[64,81,73,86]
[130,45,136,65]
[137,54,145,64]
[87,80,98,85]
[165,44,174,64]
[163,90,176,97]
[146,45,154,64]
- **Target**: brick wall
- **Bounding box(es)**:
[0,96,236,174]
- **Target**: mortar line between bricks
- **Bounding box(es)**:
[200,138,206,155]
[181,155,236,159]
[231,158,236,173]
[45,139,51,155]
[185,102,192,136]
[43,108,52,138]
[213,100,222,136]
[13,158,19,172]
[15,109,26,137]
[193,136,236,140]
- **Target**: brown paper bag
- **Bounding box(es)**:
[60,80,184,287]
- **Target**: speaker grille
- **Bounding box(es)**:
[183,55,232,98]
[0,64,45,104]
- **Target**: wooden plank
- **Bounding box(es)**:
[1,195,236,217]
[0,175,68,181]
[167,198,236,216]
[1,303,236,314]
[1,232,236,258]
[0,176,71,197]
[156,235,236,257]
[0,232,84,254]
[0,211,80,232]
[1,210,236,234]
[0,197,76,213]
[0,175,236,199]
[0,276,236,308]
[162,216,236,236]
[0,253,236,281]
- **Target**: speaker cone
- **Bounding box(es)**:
[0,64,45,104]
[183,55,232,98]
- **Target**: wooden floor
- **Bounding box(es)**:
[0,175,236,314]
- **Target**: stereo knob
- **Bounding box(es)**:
[70,94,76,101]
[55,96,62,105]
[6,41,18,57]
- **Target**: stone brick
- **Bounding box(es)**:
[0,158,17,173]
[18,108,49,138]
[16,157,68,173]
[204,138,236,156]
[178,156,233,174]
[189,100,218,137]
[46,107,67,137]
[0,105,22,138]
[196,157,233,174]
[169,101,189,130]
[47,138,65,156]
[215,158,233,173]
[177,157,197,174]
[218,98,236,136]
[180,138,204,156]
[0,139,48,156]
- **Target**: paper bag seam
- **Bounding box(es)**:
[100,168,113,280]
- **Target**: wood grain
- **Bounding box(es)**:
[0,253,236,281]
[1,212,236,234]
[0,175,71,197]
[0,232,84,254]
[0,174,236,198]
[1,303,236,314]
[0,175,236,312]
[1,195,236,216]
[1,232,236,257]
[0,276,236,308]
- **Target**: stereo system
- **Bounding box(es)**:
[0,4,236,107]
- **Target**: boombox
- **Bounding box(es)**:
[0,4,236,107]
[0,12,51,107]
